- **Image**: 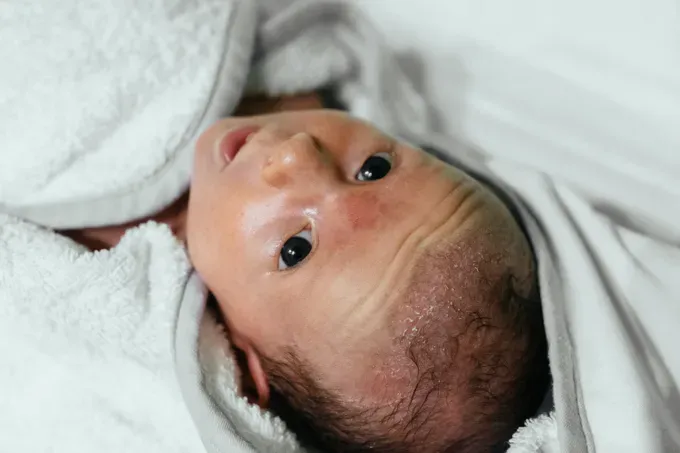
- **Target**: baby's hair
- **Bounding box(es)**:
[261,212,550,452]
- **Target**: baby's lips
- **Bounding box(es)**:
[219,125,261,163]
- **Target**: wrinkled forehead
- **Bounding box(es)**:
[304,219,472,370]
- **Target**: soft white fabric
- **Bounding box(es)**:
[508,414,559,453]
[0,214,202,452]
[5,0,678,452]
[0,0,256,228]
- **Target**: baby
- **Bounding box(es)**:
[66,94,550,452]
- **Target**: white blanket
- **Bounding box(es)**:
[0,215,203,452]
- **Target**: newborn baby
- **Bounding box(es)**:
[189,110,550,451]
[65,97,549,453]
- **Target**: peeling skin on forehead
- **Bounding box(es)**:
[397,231,487,339]
[364,197,534,402]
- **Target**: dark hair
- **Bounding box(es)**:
[261,241,550,453]
[261,351,406,452]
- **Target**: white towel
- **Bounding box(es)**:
[0,214,203,452]
[507,414,559,453]
[0,0,563,452]
[0,0,256,228]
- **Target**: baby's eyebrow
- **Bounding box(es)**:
[365,135,396,155]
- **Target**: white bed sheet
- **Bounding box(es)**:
[353,0,680,179]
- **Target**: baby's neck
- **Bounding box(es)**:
[59,191,190,251]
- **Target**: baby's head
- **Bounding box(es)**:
[187,110,550,452]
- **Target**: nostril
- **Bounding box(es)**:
[309,136,323,153]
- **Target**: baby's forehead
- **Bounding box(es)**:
[386,229,504,339]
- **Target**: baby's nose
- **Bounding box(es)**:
[261,132,328,188]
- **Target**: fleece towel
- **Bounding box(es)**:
[0,215,203,452]
[0,0,255,228]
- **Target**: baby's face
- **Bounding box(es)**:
[187,110,483,400]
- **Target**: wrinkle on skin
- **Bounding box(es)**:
[334,185,464,333]
[335,181,489,358]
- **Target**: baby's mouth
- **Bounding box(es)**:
[218,125,260,163]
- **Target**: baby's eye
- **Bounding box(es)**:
[278,229,313,270]
[355,152,393,182]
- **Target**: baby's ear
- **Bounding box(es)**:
[231,334,270,408]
